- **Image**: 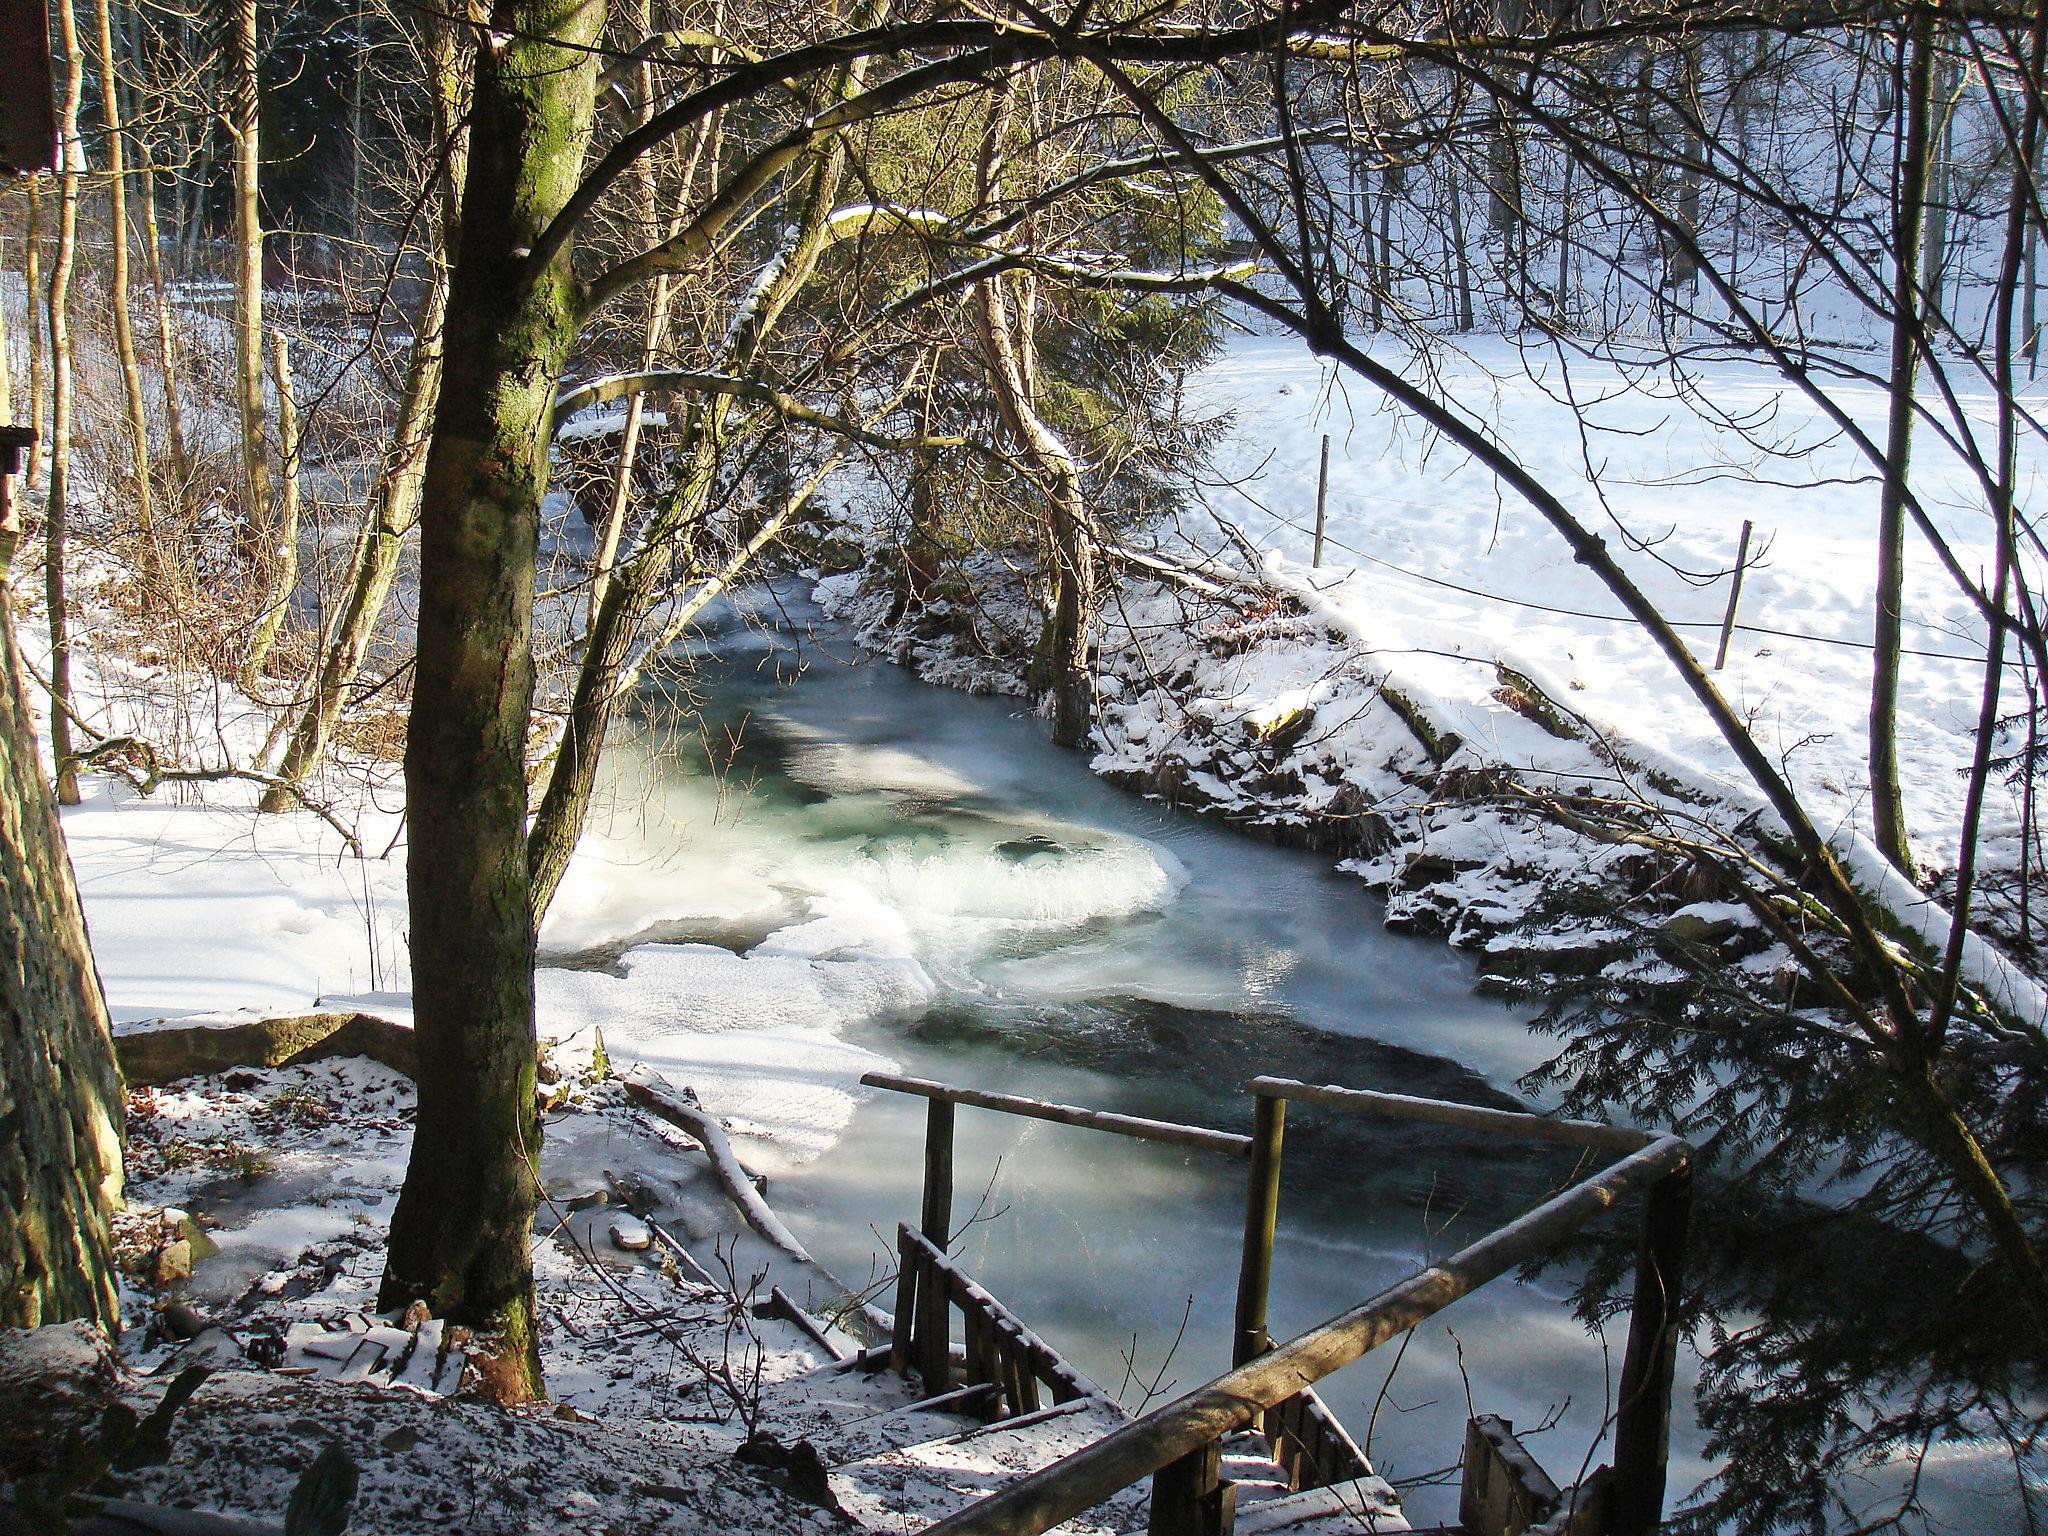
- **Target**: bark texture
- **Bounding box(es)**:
[378,0,604,1403]
[1871,7,1935,879]
[0,582,124,1331]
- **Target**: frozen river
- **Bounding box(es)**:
[547,586,1707,1527]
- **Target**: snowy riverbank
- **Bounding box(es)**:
[839,329,2048,1039]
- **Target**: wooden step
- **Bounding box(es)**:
[831,1397,1143,1533]
[1232,1474,1409,1534]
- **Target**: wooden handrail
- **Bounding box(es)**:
[919,1133,1693,1536]
[861,1071,1254,1156]
[1245,1076,1654,1152]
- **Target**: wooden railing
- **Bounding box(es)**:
[861,1069,1691,1536]
[891,1223,1116,1420]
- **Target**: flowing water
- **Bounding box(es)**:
[554,585,1708,1528]
[564,585,2044,1530]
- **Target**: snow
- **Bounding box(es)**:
[1189,332,2026,885]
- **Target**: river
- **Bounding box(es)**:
[539,583,1722,1528]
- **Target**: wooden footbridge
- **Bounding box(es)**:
[847,1070,1693,1536]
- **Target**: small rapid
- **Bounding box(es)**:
[540,586,1701,1525]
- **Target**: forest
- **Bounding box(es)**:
[1,0,2046,1529]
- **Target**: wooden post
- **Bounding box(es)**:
[1311,434,1331,568]
[891,1225,918,1374]
[914,1103,956,1393]
[1712,519,1753,671]
[921,1097,957,1250]
[1149,1441,1235,1536]
[1232,1092,1286,1366]
[1609,1167,1693,1536]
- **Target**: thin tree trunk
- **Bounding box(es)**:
[379,0,603,1404]
[46,0,84,808]
[93,0,154,554]
[259,264,448,808]
[1446,166,1474,331]
[261,10,466,808]
[241,332,299,685]
[136,140,192,495]
[229,0,270,558]
[25,178,43,492]
[1872,5,1936,879]
[980,270,1094,747]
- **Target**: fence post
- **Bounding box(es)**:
[921,1097,956,1250]
[1713,519,1753,671]
[1312,434,1331,568]
[1232,1091,1286,1366]
[1609,1165,1693,1536]
[1149,1440,1235,1536]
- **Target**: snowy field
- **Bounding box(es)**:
[1185,330,2029,880]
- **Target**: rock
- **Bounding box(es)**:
[784,1439,842,1513]
[285,1443,360,1536]
[1660,904,1748,949]
[171,1211,220,1264]
[608,1219,653,1253]
[159,1299,210,1340]
[151,1239,194,1287]
[380,1425,422,1453]
[166,1328,245,1372]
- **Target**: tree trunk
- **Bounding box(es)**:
[241,332,299,686]
[378,0,604,1404]
[25,178,44,494]
[46,0,83,808]
[259,263,448,809]
[136,140,192,498]
[1871,7,1935,880]
[0,475,125,1330]
[229,0,270,560]
[980,274,1095,748]
[260,11,466,809]
[92,0,154,555]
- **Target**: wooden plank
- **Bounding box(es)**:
[862,1071,1252,1156]
[1148,1442,1232,1536]
[1459,1415,1562,1536]
[922,1097,957,1249]
[1291,1386,1370,1491]
[1246,1076,1653,1153]
[1609,1166,1693,1536]
[899,1226,1120,1412]
[891,1225,918,1374]
[918,1239,951,1394]
[918,1135,1692,1536]
[766,1285,847,1362]
[964,1305,1000,1419]
[1232,1093,1286,1366]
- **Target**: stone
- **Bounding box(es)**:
[151,1239,193,1287]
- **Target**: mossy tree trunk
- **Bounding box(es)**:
[45,0,83,808]
[0,556,125,1332]
[228,0,270,564]
[377,0,603,1404]
[1871,5,1935,881]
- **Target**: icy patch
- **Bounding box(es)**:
[538,945,921,1164]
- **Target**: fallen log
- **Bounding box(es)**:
[619,1064,808,1259]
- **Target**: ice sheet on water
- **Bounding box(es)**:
[538,946,917,1164]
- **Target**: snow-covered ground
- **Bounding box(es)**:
[20,325,2044,1529]
[1183,331,2027,879]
